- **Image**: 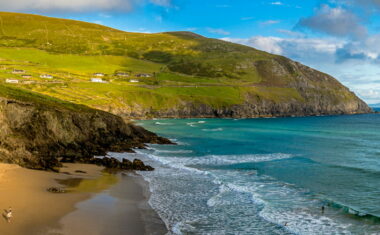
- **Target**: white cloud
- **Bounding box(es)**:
[0,0,133,12]
[0,0,171,12]
[99,13,112,18]
[357,89,380,102]
[135,28,152,33]
[93,20,104,25]
[335,34,380,62]
[241,16,255,21]
[222,36,380,103]
[225,36,283,54]
[223,36,343,60]
[297,5,367,39]
[277,29,304,37]
[207,28,230,36]
[260,20,281,26]
[149,0,171,6]
[270,1,284,5]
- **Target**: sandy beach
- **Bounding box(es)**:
[0,163,167,235]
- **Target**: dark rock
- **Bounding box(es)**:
[74,170,86,173]
[0,97,173,170]
[83,157,153,171]
[101,157,120,168]
[121,158,133,170]
[132,159,155,171]
[47,187,66,193]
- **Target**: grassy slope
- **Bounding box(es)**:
[0,83,94,112]
[0,12,366,115]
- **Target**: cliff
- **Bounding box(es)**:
[111,59,372,118]
[0,85,170,170]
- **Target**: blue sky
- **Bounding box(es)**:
[2,0,380,104]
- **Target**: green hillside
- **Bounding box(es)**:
[0,12,371,118]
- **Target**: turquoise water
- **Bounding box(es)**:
[114,112,380,234]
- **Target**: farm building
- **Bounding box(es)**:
[136,73,152,78]
[90,78,105,83]
[23,80,35,84]
[21,75,32,79]
[93,73,105,77]
[129,79,139,83]
[40,74,53,79]
[12,69,25,74]
[5,79,19,84]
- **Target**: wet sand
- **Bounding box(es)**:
[0,163,167,235]
[51,172,167,235]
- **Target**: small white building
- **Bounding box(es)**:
[129,79,139,83]
[23,80,35,84]
[136,73,152,78]
[93,73,105,77]
[40,74,53,79]
[91,78,105,83]
[5,79,19,84]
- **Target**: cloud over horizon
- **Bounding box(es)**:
[207,28,230,36]
[223,36,344,63]
[0,0,170,12]
[223,35,380,103]
[297,5,367,39]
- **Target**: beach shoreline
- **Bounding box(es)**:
[0,163,167,235]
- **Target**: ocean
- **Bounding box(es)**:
[111,111,380,234]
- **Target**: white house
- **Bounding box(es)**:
[129,79,139,83]
[21,75,32,79]
[5,79,19,84]
[91,78,105,83]
[93,73,105,77]
[136,73,152,78]
[40,74,53,79]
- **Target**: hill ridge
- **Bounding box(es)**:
[0,12,372,118]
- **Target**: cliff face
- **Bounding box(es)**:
[0,96,169,170]
[110,59,372,119]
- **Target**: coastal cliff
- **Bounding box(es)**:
[0,12,372,120]
[0,85,170,170]
[110,59,372,118]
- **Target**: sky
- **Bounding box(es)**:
[2,0,380,104]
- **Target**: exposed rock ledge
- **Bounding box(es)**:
[0,97,171,170]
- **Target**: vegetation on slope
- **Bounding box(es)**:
[0,83,93,112]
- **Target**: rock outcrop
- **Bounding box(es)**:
[81,157,154,171]
[113,59,372,119]
[0,95,171,170]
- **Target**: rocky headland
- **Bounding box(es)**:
[0,87,172,170]
[112,59,372,119]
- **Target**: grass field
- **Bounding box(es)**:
[0,46,309,112]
